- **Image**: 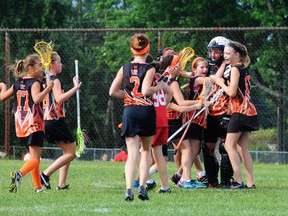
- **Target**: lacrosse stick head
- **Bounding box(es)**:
[199,78,216,103]
[179,47,195,70]
[34,41,53,70]
[75,128,86,157]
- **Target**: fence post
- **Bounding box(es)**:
[5,31,10,157]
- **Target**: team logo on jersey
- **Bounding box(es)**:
[131,65,138,75]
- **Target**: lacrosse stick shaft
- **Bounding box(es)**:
[45,70,58,120]
[168,88,224,144]
[75,60,81,129]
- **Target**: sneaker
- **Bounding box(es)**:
[133,180,139,188]
[218,182,231,189]
[181,180,207,189]
[137,185,149,201]
[176,179,184,188]
[170,173,181,185]
[197,175,208,184]
[9,171,22,193]
[146,180,156,191]
[231,181,245,189]
[40,172,51,189]
[125,189,134,202]
[56,185,69,190]
[245,184,256,189]
[35,188,45,193]
[157,188,172,193]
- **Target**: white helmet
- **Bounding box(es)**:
[207,36,230,51]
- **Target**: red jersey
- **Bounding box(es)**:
[13,78,44,137]
[153,76,168,127]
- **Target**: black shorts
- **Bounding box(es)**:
[227,113,259,133]
[121,106,156,137]
[185,123,203,140]
[19,131,45,147]
[44,118,75,144]
[162,144,168,157]
[168,117,183,143]
[204,114,230,142]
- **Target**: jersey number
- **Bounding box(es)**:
[130,76,143,97]
[16,90,29,111]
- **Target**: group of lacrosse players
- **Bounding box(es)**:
[110,33,259,202]
[0,48,82,193]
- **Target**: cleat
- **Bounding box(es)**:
[137,185,149,201]
[125,189,134,202]
[133,180,139,188]
[181,180,207,189]
[56,184,69,190]
[35,188,45,193]
[9,171,22,193]
[170,173,181,185]
[231,181,245,189]
[197,175,208,184]
[176,179,184,188]
[40,172,51,189]
[157,188,171,193]
[218,181,231,189]
[146,180,156,191]
[245,184,256,189]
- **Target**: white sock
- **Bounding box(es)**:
[149,166,158,176]
[197,171,206,178]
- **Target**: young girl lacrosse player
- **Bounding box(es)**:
[0,53,54,193]
[214,41,259,189]
[40,51,82,190]
[109,33,166,201]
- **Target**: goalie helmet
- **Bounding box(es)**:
[207,36,230,52]
[207,36,230,73]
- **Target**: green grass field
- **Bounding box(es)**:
[0,159,288,216]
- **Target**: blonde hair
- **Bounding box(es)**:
[51,51,59,64]
[227,41,250,68]
[10,54,40,78]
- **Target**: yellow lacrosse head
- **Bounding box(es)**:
[34,41,53,70]
[180,47,195,70]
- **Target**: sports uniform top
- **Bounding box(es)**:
[123,62,154,106]
[153,76,168,128]
[164,77,182,121]
[209,64,232,116]
[186,76,207,128]
[228,64,257,116]
[13,78,44,138]
[43,75,65,120]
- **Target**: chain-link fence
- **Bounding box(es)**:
[0,27,287,162]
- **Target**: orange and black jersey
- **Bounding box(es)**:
[186,76,207,128]
[228,64,257,116]
[123,62,154,106]
[13,78,44,138]
[43,75,65,120]
[163,77,182,121]
[209,64,231,116]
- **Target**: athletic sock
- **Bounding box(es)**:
[149,166,158,176]
[19,157,39,177]
[30,159,41,189]
[197,170,206,178]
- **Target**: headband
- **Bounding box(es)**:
[130,44,150,55]
[228,43,243,55]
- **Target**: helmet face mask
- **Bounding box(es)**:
[207,36,230,64]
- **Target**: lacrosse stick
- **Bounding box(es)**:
[75,60,87,157]
[173,87,224,154]
[179,47,195,70]
[34,41,58,120]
